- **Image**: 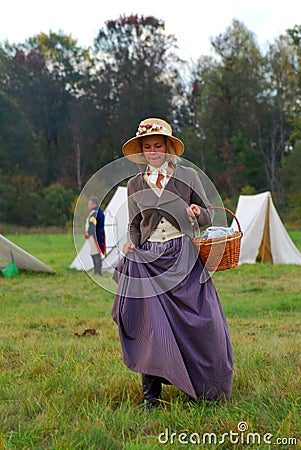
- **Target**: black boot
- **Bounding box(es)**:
[92,254,102,275]
[142,374,162,411]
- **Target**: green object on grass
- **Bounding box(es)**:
[2,259,20,278]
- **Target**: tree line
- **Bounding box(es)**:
[0,16,300,227]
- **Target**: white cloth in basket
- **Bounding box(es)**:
[201,226,235,240]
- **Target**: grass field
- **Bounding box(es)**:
[0,233,300,449]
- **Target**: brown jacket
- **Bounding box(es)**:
[127,164,213,247]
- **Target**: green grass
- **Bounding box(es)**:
[0,233,300,449]
[289,230,301,251]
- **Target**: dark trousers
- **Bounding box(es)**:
[91,253,102,275]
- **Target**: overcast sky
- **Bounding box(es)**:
[1,0,300,59]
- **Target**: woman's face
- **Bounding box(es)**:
[141,135,167,168]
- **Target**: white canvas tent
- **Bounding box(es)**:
[231,191,301,265]
[0,234,55,273]
[70,186,128,272]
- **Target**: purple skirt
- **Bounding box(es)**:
[112,235,233,401]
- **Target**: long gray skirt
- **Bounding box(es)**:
[112,235,233,401]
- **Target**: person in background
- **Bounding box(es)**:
[84,197,106,276]
[112,117,234,411]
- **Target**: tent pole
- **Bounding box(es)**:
[261,197,272,263]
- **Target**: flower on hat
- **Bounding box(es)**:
[136,121,163,136]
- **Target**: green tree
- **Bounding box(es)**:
[94,15,182,161]
[37,183,75,226]
[2,46,69,183]
[180,20,266,197]
[176,56,219,172]
[3,32,96,185]
[255,32,301,204]
[28,31,114,186]
[1,174,41,226]
[287,25,301,140]
[0,91,43,176]
[280,140,301,224]
[27,31,94,97]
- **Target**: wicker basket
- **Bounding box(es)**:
[193,206,243,272]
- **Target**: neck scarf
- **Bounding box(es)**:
[147,161,169,189]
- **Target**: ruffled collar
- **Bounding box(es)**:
[146,161,169,188]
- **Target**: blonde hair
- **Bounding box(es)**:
[165,139,179,165]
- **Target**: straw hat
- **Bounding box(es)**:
[122,118,184,160]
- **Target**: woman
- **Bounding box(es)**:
[112,118,233,410]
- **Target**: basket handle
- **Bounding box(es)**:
[208,206,242,233]
[191,205,242,236]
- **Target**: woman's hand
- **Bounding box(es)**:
[186,204,201,219]
[122,241,136,256]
